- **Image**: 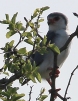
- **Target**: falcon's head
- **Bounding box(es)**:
[47,12,68,31]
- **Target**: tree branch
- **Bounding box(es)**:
[13,28,22,50]
[28,86,33,101]
[0,71,22,89]
[60,26,78,52]
[50,26,78,101]
[50,53,58,101]
[64,65,78,98]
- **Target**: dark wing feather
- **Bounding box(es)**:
[31,52,44,66]
[31,31,56,66]
[46,31,57,44]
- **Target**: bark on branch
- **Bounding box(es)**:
[50,26,78,101]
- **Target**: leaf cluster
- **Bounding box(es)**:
[0,6,60,101]
[0,85,25,101]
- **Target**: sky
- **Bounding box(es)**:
[0,0,78,101]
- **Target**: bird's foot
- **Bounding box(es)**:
[47,67,60,78]
[47,68,61,99]
[46,67,60,85]
[49,88,61,98]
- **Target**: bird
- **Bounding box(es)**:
[31,12,71,85]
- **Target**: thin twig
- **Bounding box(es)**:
[36,88,45,101]
[13,29,22,50]
[24,17,29,32]
[64,65,78,98]
[60,26,78,52]
[35,12,43,40]
[27,12,43,59]
[50,53,58,101]
[73,12,78,17]
[27,37,37,60]
[56,92,64,100]
[28,86,34,101]
[37,32,43,40]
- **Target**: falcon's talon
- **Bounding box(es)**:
[48,68,60,78]
[46,68,60,85]
[49,72,59,77]
[55,69,60,74]
[54,74,59,78]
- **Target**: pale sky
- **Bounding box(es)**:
[0,0,78,101]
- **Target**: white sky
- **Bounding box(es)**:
[0,0,78,101]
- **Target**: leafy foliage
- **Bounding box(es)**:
[0,6,60,101]
[0,86,25,101]
[36,88,48,101]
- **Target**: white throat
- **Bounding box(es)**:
[49,24,67,31]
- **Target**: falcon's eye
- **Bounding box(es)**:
[54,16,60,21]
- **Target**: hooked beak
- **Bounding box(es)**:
[47,18,55,25]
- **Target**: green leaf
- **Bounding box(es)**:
[22,32,32,38]
[29,75,36,83]
[35,37,41,43]
[40,88,45,94]
[0,97,6,101]
[3,64,7,71]
[25,60,32,71]
[19,77,23,84]
[41,6,50,11]
[42,36,47,45]
[28,50,32,56]
[24,39,34,45]
[0,20,11,24]
[33,61,36,67]
[22,32,27,37]
[13,94,25,101]
[38,46,47,55]
[16,22,22,30]
[11,12,18,24]
[5,14,9,20]
[32,8,40,18]
[0,92,10,97]
[6,30,16,38]
[3,72,9,76]
[32,31,37,36]
[38,19,44,22]
[34,72,41,83]
[41,95,48,100]
[18,47,27,54]
[9,40,14,47]
[48,44,60,54]
[20,26,25,31]
[26,32,32,38]
[29,22,34,28]
[7,23,15,30]
[25,64,32,72]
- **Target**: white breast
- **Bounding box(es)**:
[38,29,71,79]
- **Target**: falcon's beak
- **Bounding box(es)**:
[47,18,55,25]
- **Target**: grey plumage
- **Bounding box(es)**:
[47,12,68,25]
[31,12,71,80]
[31,31,56,66]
